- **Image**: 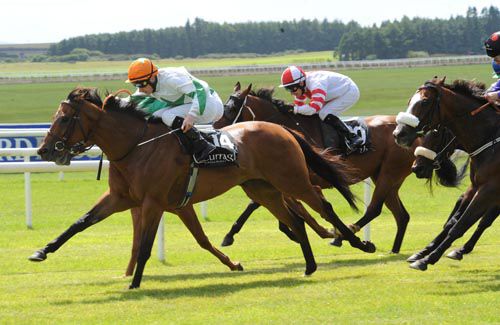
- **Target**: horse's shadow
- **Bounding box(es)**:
[52,254,405,306]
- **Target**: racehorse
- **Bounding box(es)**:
[393,77,500,271]
[29,87,375,288]
[213,83,419,253]
[409,125,499,263]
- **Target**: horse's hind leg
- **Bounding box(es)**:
[177,205,243,271]
[291,185,375,253]
[125,207,142,277]
[284,197,336,239]
[221,201,261,247]
[241,180,317,275]
[447,207,499,260]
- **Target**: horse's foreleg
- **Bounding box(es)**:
[221,200,261,247]
[129,200,163,289]
[125,207,142,277]
[407,193,469,263]
[330,177,387,248]
[383,191,410,254]
[177,205,243,271]
[410,194,489,271]
[29,191,134,262]
[447,207,499,260]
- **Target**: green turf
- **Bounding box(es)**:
[0,171,498,324]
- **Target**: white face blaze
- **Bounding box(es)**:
[395,92,421,128]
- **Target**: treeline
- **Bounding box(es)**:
[48,6,500,61]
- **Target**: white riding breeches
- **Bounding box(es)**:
[318,83,360,120]
[152,91,224,126]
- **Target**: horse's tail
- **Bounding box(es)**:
[283,126,358,211]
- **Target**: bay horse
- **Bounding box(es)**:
[213,83,420,253]
[29,87,375,289]
[393,77,500,271]
[409,125,499,263]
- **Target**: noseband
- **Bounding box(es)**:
[48,100,94,155]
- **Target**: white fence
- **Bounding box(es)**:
[0,55,491,84]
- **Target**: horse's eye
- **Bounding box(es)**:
[60,116,70,123]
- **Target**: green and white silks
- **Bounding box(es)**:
[130,67,212,117]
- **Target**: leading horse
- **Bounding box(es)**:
[394,77,500,271]
[29,87,375,288]
[214,83,419,253]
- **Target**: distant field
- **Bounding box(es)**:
[0,63,493,122]
[0,51,334,77]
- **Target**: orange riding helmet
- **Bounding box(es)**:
[126,58,159,84]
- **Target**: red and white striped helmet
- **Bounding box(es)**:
[280,66,306,87]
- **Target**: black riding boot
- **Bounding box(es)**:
[323,114,363,151]
[172,116,216,161]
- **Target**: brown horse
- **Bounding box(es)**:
[29,87,375,289]
[213,83,420,253]
[394,77,500,271]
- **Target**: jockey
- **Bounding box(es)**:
[484,32,500,106]
[279,65,363,151]
[126,58,223,161]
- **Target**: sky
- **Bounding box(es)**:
[0,0,498,44]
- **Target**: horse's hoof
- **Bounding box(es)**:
[128,284,140,290]
[330,238,343,247]
[362,241,376,253]
[304,264,317,276]
[221,235,234,247]
[233,262,244,271]
[446,250,463,261]
[406,252,424,263]
[28,250,47,262]
[409,260,428,271]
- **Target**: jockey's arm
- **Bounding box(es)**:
[293,87,327,116]
[176,76,208,121]
[485,80,500,105]
[129,92,167,115]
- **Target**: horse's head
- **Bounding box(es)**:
[38,87,103,165]
[412,126,467,187]
[393,76,446,148]
[214,82,253,128]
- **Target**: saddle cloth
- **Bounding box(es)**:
[175,126,238,168]
[320,117,371,155]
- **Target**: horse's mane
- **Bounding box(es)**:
[442,79,487,103]
[250,87,293,110]
[68,86,162,122]
[67,87,103,107]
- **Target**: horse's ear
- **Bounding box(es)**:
[234,82,241,92]
[247,83,252,92]
[440,76,446,85]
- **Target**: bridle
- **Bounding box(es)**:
[223,93,255,124]
[48,100,95,156]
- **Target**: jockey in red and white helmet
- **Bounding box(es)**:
[279,65,363,150]
[484,32,500,106]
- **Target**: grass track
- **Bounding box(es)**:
[0,170,499,324]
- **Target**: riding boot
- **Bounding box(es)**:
[323,114,363,150]
[172,116,216,161]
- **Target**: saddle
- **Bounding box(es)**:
[174,127,239,168]
[320,117,371,155]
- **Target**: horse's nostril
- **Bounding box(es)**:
[37,147,48,155]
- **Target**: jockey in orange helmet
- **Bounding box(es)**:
[126,58,224,161]
[280,65,363,151]
[484,32,500,106]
